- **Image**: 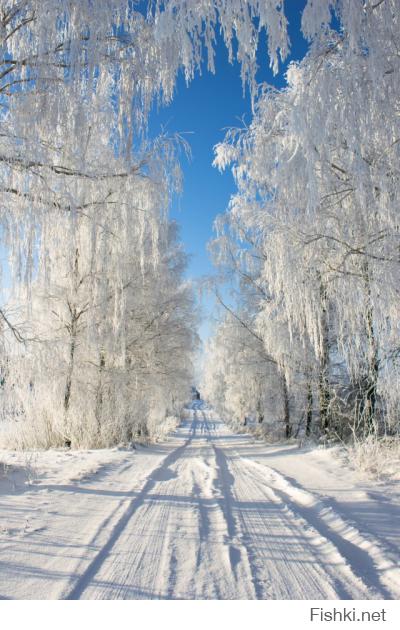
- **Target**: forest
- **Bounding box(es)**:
[0,0,398,458]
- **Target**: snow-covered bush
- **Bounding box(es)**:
[348,435,400,480]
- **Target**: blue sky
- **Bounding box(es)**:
[150,2,309,345]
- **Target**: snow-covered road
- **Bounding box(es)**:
[1,401,400,599]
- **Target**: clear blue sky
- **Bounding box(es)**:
[148,2,309,345]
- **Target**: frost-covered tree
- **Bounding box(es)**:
[0,0,292,410]
[202,314,281,434]
[2,0,399,447]
[208,0,400,438]
[206,206,318,439]
[0,0,294,295]
[0,116,198,448]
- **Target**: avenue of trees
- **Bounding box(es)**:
[0,1,397,447]
[0,0,292,448]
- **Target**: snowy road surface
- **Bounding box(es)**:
[1,401,400,599]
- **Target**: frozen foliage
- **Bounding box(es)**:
[1,0,399,447]
[204,0,400,442]
[202,315,288,439]
[0,0,324,449]
[1,1,223,447]
[1,127,199,447]
[3,207,198,448]
[348,434,400,480]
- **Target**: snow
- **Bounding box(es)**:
[0,401,399,600]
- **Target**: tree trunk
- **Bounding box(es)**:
[281,371,291,438]
[95,348,106,436]
[256,396,264,423]
[319,371,330,433]
[306,379,313,436]
[63,248,80,443]
[64,319,77,413]
[318,278,330,433]
[362,262,379,432]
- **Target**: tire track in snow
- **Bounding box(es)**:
[212,442,348,598]
[200,414,284,597]
[67,413,233,599]
[201,410,375,599]
[61,404,398,600]
[241,458,400,599]
[201,411,340,598]
[272,486,391,598]
[186,448,255,599]
[65,422,197,599]
[74,411,255,599]
[211,444,264,598]
[232,455,372,598]
[159,415,254,599]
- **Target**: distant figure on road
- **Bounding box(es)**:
[191,386,201,400]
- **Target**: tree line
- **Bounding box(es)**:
[203,0,400,442]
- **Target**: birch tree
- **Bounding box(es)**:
[208,0,400,438]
